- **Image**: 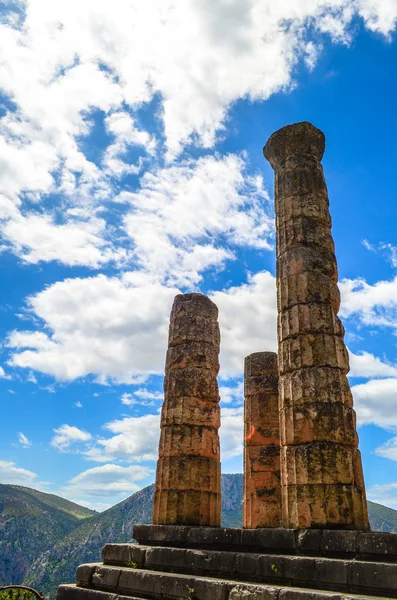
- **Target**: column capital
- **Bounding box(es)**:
[263,121,325,169]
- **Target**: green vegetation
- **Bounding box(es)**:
[0,485,95,588]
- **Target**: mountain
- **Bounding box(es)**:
[21,474,397,598]
[24,475,244,597]
[0,484,95,586]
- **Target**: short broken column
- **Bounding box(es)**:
[152,293,221,526]
[263,121,369,529]
[243,352,281,528]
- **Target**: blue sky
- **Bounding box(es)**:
[1,0,397,512]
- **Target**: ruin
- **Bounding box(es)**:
[57,122,397,600]
[152,293,221,527]
[243,352,281,529]
[263,122,369,530]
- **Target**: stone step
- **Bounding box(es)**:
[76,561,397,599]
[132,525,397,562]
[57,577,393,600]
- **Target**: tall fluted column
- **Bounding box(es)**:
[263,122,369,529]
[152,293,221,526]
[243,352,281,528]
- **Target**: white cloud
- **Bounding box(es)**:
[2,211,124,268]
[84,413,161,463]
[7,275,179,383]
[213,271,278,377]
[220,406,244,460]
[120,154,273,286]
[375,438,397,462]
[339,276,397,329]
[352,378,397,429]
[0,366,11,379]
[121,389,163,406]
[75,401,83,408]
[7,270,278,383]
[0,0,395,272]
[61,463,152,498]
[219,380,244,405]
[18,432,32,448]
[51,424,92,451]
[0,460,38,485]
[349,350,397,378]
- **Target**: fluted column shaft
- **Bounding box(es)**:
[243,352,281,528]
[152,293,221,526]
[264,122,369,529]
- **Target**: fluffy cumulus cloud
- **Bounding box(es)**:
[120,154,273,286]
[51,424,92,451]
[7,270,277,382]
[0,460,38,485]
[352,378,397,430]
[340,276,397,330]
[0,0,395,273]
[61,463,153,498]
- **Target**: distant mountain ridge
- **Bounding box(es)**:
[23,474,397,598]
[1,476,397,598]
[0,484,95,586]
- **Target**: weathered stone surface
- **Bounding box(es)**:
[280,404,358,446]
[153,293,221,526]
[244,352,281,529]
[279,368,353,409]
[264,122,369,529]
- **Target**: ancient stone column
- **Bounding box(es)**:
[263,122,369,529]
[243,352,281,528]
[152,293,221,526]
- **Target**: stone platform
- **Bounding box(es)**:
[57,526,397,600]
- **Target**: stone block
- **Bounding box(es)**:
[153,489,221,526]
[282,483,369,529]
[279,334,349,375]
[296,529,322,554]
[281,443,354,486]
[164,368,220,400]
[145,546,187,570]
[356,531,397,557]
[76,564,97,588]
[347,561,397,591]
[278,304,343,341]
[91,566,121,592]
[56,586,132,600]
[185,549,212,573]
[159,424,220,459]
[320,531,359,555]
[236,553,261,576]
[171,293,219,321]
[229,583,278,600]
[161,395,221,427]
[101,543,146,567]
[279,368,353,408]
[280,404,358,446]
[169,316,220,347]
[118,569,155,596]
[277,217,335,256]
[155,456,220,491]
[166,342,219,372]
[278,590,342,600]
[193,577,231,600]
[259,555,289,581]
[277,246,338,283]
[315,558,348,585]
[152,572,196,599]
[277,272,340,313]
